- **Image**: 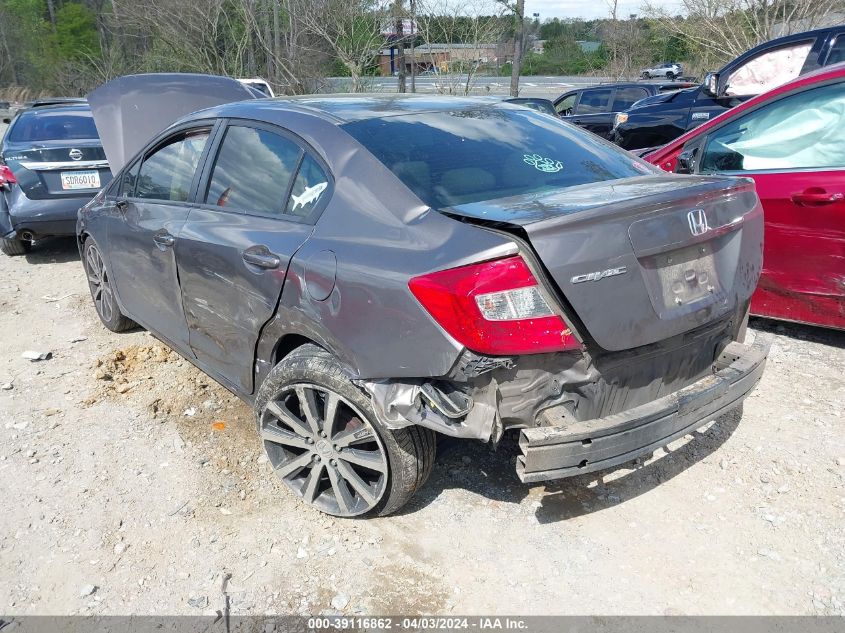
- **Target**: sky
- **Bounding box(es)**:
[525,0,682,20]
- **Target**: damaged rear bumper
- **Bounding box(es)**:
[517,334,770,483]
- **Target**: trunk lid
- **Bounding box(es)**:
[449,174,764,352]
[4,140,109,200]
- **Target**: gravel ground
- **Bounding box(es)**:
[1,237,843,616]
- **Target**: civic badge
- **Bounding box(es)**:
[687,208,710,236]
[69,148,83,161]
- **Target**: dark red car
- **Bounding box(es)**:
[644,63,845,330]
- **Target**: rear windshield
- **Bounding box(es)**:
[8,109,99,142]
[342,107,647,209]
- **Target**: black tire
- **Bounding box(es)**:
[255,344,436,517]
[83,238,136,332]
[666,71,675,80]
[641,71,650,79]
[1,237,31,256]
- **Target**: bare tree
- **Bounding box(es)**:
[644,0,845,64]
[416,0,506,96]
[509,0,524,96]
[602,12,650,80]
[114,0,253,76]
[301,0,391,93]
[0,5,18,85]
[243,0,328,94]
[494,0,524,96]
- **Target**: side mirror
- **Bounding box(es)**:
[702,72,719,98]
[676,147,698,174]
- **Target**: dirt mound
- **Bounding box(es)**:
[87,342,243,423]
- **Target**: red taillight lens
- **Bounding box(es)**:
[0,165,15,186]
[408,255,580,355]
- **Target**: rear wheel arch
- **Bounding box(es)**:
[77,230,89,252]
[255,343,436,516]
[272,333,323,367]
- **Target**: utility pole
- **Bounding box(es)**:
[410,0,416,93]
[509,0,525,97]
[395,0,406,93]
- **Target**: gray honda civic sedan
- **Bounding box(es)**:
[78,74,769,517]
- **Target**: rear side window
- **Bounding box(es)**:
[205,125,301,216]
[285,155,329,217]
[575,89,612,114]
[136,131,210,202]
[343,107,647,210]
[8,109,99,142]
[613,87,649,111]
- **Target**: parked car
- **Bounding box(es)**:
[613,26,845,150]
[554,82,697,138]
[641,62,683,80]
[238,77,275,97]
[81,73,769,518]
[0,100,111,256]
[643,62,845,330]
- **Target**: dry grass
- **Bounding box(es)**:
[0,85,52,104]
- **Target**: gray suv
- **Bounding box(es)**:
[79,74,769,518]
[641,62,684,79]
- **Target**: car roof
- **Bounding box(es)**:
[206,94,531,124]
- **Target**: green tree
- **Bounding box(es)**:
[51,3,101,62]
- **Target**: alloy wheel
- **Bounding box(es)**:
[85,243,115,323]
[261,383,388,517]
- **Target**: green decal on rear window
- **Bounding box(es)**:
[523,153,563,173]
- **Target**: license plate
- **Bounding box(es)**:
[653,243,721,308]
[61,170,100,190]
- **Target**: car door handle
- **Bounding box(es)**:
[242,246,280,270]
[152,232,176,249]
[791,190,844,206]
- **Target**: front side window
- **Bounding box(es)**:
[725,41,813,97]
[555,93,577,114]
[116,161,140,197]
[575,89,612,114]
[825,35,845,65]
[285,155,329,217]
[205,125,301,216]
[700,81,845,173]
[343,106,648,210]
[136,131,210,202]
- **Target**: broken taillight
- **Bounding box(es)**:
[408,255,580,355]
[0,165,15,188]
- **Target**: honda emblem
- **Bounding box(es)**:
[687,208,710,236]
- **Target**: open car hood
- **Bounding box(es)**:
[87,73,258,174]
